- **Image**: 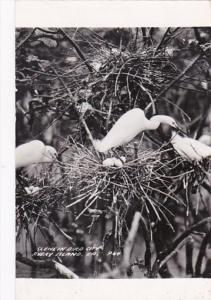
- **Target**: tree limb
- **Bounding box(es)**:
[16,252,79,279]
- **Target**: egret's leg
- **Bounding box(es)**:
[137,132,145,149]
[133,142,139,159]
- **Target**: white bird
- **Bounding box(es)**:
[94,108,180,153]
[16,140,58,177]
[171,132,211,161]
[198,134,211,146]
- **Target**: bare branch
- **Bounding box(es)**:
[16,253,79,279]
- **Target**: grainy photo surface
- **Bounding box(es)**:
[16,27,211,279]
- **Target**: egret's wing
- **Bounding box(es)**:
[172,136,211,161]
[198,135,211,146]
[186,138,211,158]
[99,109,145,151]
[172,140,191,160]
[172,136,202,161]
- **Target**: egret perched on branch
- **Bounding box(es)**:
[171,132,211,161]
[94,108,181,153]
[16,140,58,177]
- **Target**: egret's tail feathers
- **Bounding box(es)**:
[93,139,107,153]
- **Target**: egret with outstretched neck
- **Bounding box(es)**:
[171,132,211,161]
[94,108,181,153]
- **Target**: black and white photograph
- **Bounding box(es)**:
[15,27,211,279]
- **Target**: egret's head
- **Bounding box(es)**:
[161,116,178,128]
[43,146,58,162]
[150,115,186,134]
[150,115,178,130]
[161,116,186,134]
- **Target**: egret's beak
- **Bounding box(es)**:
[176,125,187,135]
[53,153,58,160]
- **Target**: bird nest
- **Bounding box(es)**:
[23,38,179,140]
[17,139,208,233]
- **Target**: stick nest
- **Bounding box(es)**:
[16,138,210,237]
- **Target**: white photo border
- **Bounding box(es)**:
[1,1,211,300]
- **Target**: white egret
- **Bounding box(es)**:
[94,108,180,153]
[171,132,211,161]
[16,140,58,177]
[198,134,211,146]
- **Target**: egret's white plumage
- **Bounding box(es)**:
[16,140,58,178]
[42,145,58,162]
[94,108,179,153]
[15,140,46,169]
[171,133,211,161]
[198,134,211,146]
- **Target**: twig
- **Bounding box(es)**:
[195,228,211,277]
[122,211,142,268]
[202,182,211,193]
[193,28,204,45]
[16,27,60,51]
[100,211,141,278]
[152,216,211,275]
[51,66,99,158]
[16,252,79,279]
[36,28,60,35]
[53,260,79,279]
[185,236,194,276]
[59,28,93,73]
[139,215,152,273]
[105,99,113,131]
[30,67,76,139]
[133,28,139,51]
[195,99,211,139]
[80,118,100,158]
[154,27,170,54]
[16,28,36,51]
[141,28,147,46]
[145,53,202,114]
[50,219,74,244]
